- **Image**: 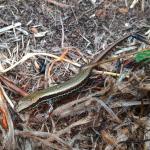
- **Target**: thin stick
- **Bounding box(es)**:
[0,22,21,34]
[60,15,65,48]
[47,0,72,8]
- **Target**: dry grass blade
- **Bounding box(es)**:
[93,70,129,78]
[15,130,72,150]
[56,116,92,136]
[0,83,14,109]
[52,93,100,117]
[111,100,150,108]
[53,99,94,118]
[0,22,21,34]
[144,118,150,149]
[94,98,121,123]
[47,0,72,8]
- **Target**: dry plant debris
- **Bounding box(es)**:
[0,0,150,149]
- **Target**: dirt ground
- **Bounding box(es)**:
[0,0,150,150]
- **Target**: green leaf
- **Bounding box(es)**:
[135,50,150,63]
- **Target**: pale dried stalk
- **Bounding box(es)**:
[130,0,139,8]
[0,22,21,34]
[15,130,71,149]
[47,0,72,8]
[56,117,92,136]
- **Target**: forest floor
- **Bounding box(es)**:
[0,0,150,149]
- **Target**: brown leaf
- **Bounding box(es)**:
[95,9,107,17]
[0,107,8,129]
[101,130,118,146]
[30,27,38,33]
[34,60,40,71]
[118,7,128,14]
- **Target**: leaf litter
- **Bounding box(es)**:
[0,0,150,149]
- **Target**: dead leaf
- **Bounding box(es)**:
[118,7,128,14]
[95,9,107,17]
[0,107,8,129]
[30,27,38,33]
[101,130,118,146]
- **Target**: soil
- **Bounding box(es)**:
[0,0,150,149]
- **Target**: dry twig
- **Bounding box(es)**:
[47,0,72,8]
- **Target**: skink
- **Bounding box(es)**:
[16,32,136,112]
